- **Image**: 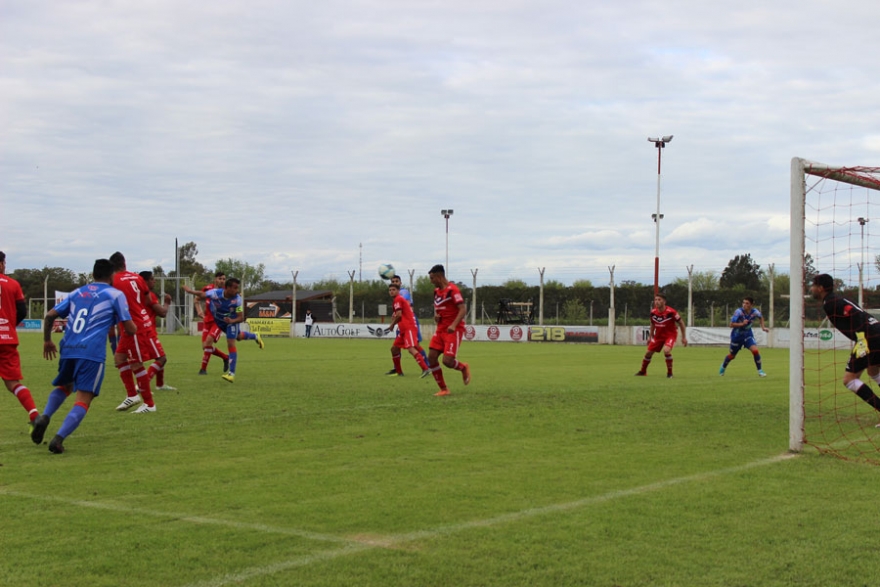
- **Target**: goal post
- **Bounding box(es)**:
[790,157,880,459]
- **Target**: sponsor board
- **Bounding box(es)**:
[463,325,527,342]
[529,325,599,343]
[246,318,291,337]
[292,322,394,339]
[17,319,42,331]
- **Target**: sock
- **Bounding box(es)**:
[664,354,673,374]
[451,359,467,372]
[414,353,428,371]
[432,366,447,390]
[752,349,762,371]
[134,366,155,407]
[228,351,238,375]
[241,332,256,341]
[11,384,38,421]
[849,380,880,411]
[640,356,651,373]
[147,362,165,387]
[722,354,734,368]
[201,347,213,371]
[57,401,89,438]
[117,362,138,397]
[392,354,403,374]
[419,348,428,363]
[212,347,229,360]
[44,387,70,417]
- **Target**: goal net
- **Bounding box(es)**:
[790,158,880,462]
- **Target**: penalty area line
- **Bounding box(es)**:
[178,452,796,587]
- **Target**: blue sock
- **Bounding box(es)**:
[44,387,69,417]
[242,332,256,341]
[229,352,238,374]
[57,403,88,438]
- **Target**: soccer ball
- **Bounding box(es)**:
[378,263,395,280]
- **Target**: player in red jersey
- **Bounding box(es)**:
[387,283,429,376]
[110,252,165,413]
[424,264,470,396]
[635,293,687,378]
[195,271,229,375]
[0,251,42,437]
[139,271,175,391]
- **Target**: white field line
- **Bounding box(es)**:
[0,453,797,587]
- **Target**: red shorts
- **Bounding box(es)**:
[647,333,678,353]
[201,323,222,344]
[117,331,164,363]
[393,326,420,350]
[430,328,464,357]
[0,344,23,381]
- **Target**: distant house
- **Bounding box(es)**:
[244,289,334,322]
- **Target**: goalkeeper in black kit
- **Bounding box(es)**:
[811,273,880,426]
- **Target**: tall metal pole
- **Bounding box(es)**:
[648,136,673,295]
[441,209,454,276]
[859,217,869,307]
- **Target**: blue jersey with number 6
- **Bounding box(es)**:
[53,283,131,362]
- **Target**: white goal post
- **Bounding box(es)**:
[790,157,880,454]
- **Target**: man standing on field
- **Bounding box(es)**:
[387,283,430,377]
[0,251,42,437]
[424,264,470,396]
[138,271,176,390]
[195,271,229,375]
[811,273,880,426]
[719,296,769,377]
[635,293,687,378]
[31,259,137,453]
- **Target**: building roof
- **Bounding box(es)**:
[246,289,333,302]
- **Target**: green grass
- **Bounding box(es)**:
[2,334,880,586]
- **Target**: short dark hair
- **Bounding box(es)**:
[391,274,402,281]
[226,277,241,287]
[139,271,153,281]
[93,259,114,281]
[389,283,400,290]
[812,273,834,291]
[109,251,126,271]
[0,251,5,263]
[743,296,755,304]
[215,271,226,278]
[654,293,667,301]
[429,264,445,275]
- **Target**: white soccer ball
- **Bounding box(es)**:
[378,263,395,280]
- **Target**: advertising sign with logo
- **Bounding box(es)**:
[247,318,291,336]
[529,326,599,343]
[463,325,527,342]
[292,322,395,339]
[16,319,42,331]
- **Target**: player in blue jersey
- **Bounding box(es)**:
[30,259,137,453]
[719,297,769,377]
[183,277,263,383]
[384,274,428,375]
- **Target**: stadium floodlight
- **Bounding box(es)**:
[647,135,673,295]
[441,209,454,276]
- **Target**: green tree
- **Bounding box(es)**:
[672,271,719,290]
[9,267,83,301]
[805,253,818,287]
[562,299,587,322]
[214,258,266,294]
[719,254,764,290]
[572,279,593,288]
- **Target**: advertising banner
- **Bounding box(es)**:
[529,325,599,343]
[247,318,291,337]
[464,324,528,342]
[292,322,396,339]
[17,319,42,331]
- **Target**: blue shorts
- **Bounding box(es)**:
[52,358,106,396]
[729,334,757,354]
[218,322,240,340]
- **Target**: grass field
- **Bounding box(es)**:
[2,334,880,586]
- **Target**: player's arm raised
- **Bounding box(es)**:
[183,285,207,300]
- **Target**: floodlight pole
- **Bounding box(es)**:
[859,217,869,307]
[441,209,454,277]
[648,135,673,295]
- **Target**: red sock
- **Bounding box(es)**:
[11,384,38,421]
[665,355,673,374]
[201,348,212,371]
[414,354,428,371]
[118,362,138,397]
[640,357,651,373]
[432,367,447,390]
[134,367,155,407]
[392,354,403,374]
[212,347,229,360]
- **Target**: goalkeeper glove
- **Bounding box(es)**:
[853,331,869,358]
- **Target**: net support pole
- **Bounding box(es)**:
[789,157,806,452]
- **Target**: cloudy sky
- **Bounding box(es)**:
[2,0,879,287]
